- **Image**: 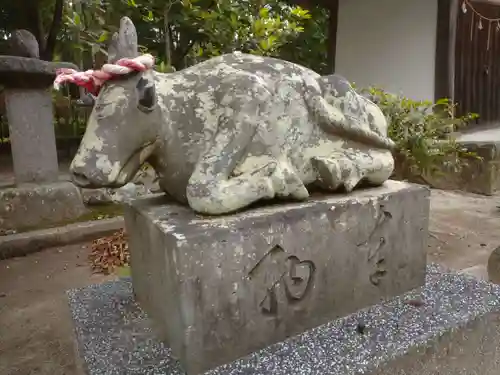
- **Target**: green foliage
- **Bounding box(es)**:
[155,60,176,73]
[278,4,329,74]
[359,87,480,182]
[0,0,67,58]
[2,0,327,72]
[58,0,317,70]
[185,1,312,59]
[63,0,127,61]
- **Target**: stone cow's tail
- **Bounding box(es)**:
[303,75,396,151]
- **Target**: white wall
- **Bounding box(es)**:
[335,0,438,101]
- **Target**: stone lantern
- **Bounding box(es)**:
[0,30,87,233]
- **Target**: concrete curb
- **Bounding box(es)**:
[0,217,125,260]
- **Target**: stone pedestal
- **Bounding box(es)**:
[0,181,88,232]
[68,264,500,375]
[123,180,430,374]
[424,140,500,196]
[5,88,59,183]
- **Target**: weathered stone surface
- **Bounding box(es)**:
[66,17,395,216]
[82,182,154,205]
[0,56,77,88]
[9,29,40,58]
[0,181,87,232]
[123,180,429,374]
[68,263,500,375]
[4,88,60,183]
[82,166,159,205]
[425,141,500,196]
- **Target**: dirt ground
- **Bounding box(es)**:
[0,245,114,375]
[1,188,500,375]
[428,189,500,276]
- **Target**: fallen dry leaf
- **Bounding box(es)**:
[89,228,129,274]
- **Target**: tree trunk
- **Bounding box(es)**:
[24,0,46,53]
[73,0,85,98]
[326,0,339,74]
[41,0,64,61]
[164,7,172,67]
[22,0,64,61]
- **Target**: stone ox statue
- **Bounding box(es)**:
[55,17,395,215]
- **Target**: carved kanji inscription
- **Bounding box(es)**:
[249,245,316,317]
[357,204,392,286]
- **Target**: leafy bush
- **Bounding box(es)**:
[359,87,480,183]
[278,4,330,75]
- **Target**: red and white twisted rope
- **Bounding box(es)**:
[53,54,155,95]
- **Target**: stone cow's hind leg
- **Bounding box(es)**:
[312,149,394,193]
[186,76,279,215]
[311,156,343,191]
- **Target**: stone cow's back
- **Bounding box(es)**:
[178,52,321,90]
[154,52,321,114]
[171,52,392,151]
[153,52,392,174]
[153,52,322,171]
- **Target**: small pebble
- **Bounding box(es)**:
[67,264,500,375]
[356,321,366,334]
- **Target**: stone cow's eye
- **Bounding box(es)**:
[136,76,157,113]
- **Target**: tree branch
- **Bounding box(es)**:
[173,39,195,69]
[168,24,176,60]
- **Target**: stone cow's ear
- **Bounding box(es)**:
[136,76,156,113]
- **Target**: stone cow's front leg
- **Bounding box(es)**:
[186,75,279,215]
